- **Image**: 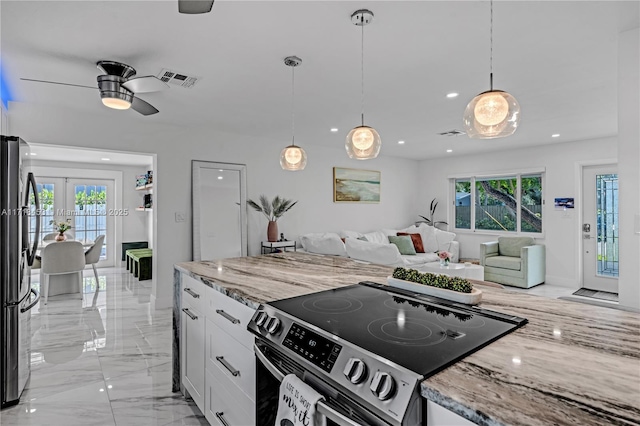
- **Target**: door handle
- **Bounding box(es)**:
[215,356,239,376]
[21,288,40,313]
[181,308,197,320]
[216,309,240,324]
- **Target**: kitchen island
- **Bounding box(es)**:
[174,252,640,426]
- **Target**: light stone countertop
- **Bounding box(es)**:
[175,252,640,426]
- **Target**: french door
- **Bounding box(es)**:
[582,165,618,293]
[34,177,115,268]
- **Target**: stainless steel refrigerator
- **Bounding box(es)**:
[1,135,41,408]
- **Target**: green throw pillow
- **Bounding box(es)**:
[388,235,416,255]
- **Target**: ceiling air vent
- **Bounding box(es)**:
[157,68,201,88]
[437,130,466,136]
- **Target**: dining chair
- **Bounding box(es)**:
[84,235,105,285]
[41,241,86,305]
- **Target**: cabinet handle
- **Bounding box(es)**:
[215,412,230,426]
[215,356,240,376]
[182,308,198,321]
[184,288,200,298]
[216,309,240,325]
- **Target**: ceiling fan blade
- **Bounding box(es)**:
[178,0,214,14]
[122,76,169,93]
[131,96,159,116]
[21,78,97,90]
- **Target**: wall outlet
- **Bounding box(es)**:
[175,212,186,223]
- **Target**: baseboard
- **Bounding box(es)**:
[544,275,579,288]
[150,294,172,310]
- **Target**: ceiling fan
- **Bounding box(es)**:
[178,0,214,14]
[21,60,169,116]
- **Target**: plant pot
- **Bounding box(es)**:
[387,276,483,305]
[55,232,66,242]
[267,221,278,242]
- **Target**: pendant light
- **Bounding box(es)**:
[346,9,381,160]
[280,56,307,171]
[463,0,520,139]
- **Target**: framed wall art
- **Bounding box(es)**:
[333,167,380,203]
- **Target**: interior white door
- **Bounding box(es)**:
[65,179,115,268]
[582,165,618,293]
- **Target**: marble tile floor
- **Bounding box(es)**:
[0,267,207,426]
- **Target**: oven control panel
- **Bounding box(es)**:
[282,323,342,373]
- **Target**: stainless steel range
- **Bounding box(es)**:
[247,281,527,426]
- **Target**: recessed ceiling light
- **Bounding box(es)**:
[219,169,223,172]
[101,158,110,161]
[446,92,459,98]
[398,140,405,145]
[330,128,339,132]
[446,149,453,153]
[218,176,223,180]
[552,134,560,138]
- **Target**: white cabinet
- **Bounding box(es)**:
[180,275,208,411]
[426,400,476,426]
[179,272,256,425]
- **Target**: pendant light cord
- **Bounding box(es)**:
[489,0,494,91]
[291,64,295,146]
[361,16,365,126]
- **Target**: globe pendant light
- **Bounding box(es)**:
[463,0,520,139]
[280,56,307,171]
[346,9,381,160]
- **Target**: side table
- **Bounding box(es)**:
[261,241,296,254]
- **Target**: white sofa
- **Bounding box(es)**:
[298,223,459,268]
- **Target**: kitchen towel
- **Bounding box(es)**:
[275,374,326,426]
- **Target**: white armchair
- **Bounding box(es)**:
[480,236,545,288]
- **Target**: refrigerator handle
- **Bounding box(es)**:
[21,288,40,313]
[24,172,40,267]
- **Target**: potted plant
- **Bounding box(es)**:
[418,198,448,229]
[247,195,298,242]
[50,219,73,241]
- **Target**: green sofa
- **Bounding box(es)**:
[480,236,545,288]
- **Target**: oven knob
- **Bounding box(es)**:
[343,358,368,384]
[266,317,281,334]
[370,371,396,401]
[254,311,268,327]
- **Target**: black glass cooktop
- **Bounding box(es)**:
[269,282,527,377]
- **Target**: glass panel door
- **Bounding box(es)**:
[66,179,115,268]
[582,165,618,293]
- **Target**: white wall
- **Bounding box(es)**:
[617,27,640,310]
[8,105,420,308]
[417,137,617,289]
[1,105,8,134]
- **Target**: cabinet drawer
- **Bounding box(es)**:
[205,367,255,426]
[207,289,255,350]
[181,304,205,411]
[206,319,255,400]
[181,274,207,313]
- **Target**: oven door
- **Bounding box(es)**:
[254,340,391,426]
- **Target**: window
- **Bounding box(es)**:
[453,173,543,234]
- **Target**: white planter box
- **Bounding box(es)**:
[387,276,483,305]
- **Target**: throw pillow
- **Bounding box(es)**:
[416,223,438,253]
[388,235,417,255]
[300,233,348,256]
[362,230,388,244]
[434,228,456,252]
[397,232,425,253]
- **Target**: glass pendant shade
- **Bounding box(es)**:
[280,145,307,171]
[463,90,520,139]
[345,125,381,160]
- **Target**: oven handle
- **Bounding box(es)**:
[253,343,363,426]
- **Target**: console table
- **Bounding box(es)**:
[261,241,296,254]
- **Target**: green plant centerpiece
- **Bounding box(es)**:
[247,195,298,243]
[392,267,473,293]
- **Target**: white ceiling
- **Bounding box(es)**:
[2,1,638,160]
